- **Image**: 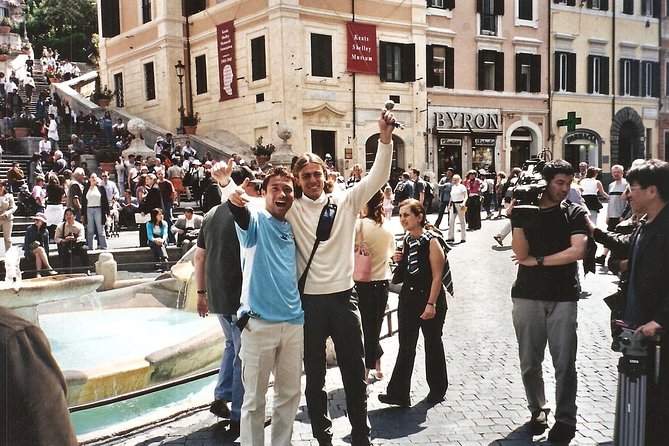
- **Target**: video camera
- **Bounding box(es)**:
[512,158,547,210]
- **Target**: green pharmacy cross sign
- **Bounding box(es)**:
[557,111,582,132]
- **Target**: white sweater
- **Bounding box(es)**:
[220,141,393,294]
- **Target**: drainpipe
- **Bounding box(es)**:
[611,5,616,123]
[352,0,356,140]
[548,3,553,155]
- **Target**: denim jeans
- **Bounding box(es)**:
[86,207,107,250]
[216,314,243,422]
[302,290,370,445]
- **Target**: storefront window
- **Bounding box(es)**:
[472,146,495,172]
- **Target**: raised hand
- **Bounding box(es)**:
[210,158,235,186]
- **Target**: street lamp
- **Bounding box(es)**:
[175,60,185,135]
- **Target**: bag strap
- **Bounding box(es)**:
[297,197,333,295]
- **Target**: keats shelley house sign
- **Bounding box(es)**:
[347,22,377,74]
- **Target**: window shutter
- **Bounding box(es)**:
[101,0,120,38]
[478,50,485,90]
[601,56,609,94]
[653,61,660,97]
[402,44,416,82]
[567,53,576,92]
[653,0,660,18]
[445,46,454,88]
[619,59,626,95]
[586,0,593,7]
[530,54,541,92]
[641,62,648,96]
[426,45,435,88]
[631,59,640,96]
[494,0,505,15]
[587,55,594,93]
[495,51,504,91]
[477,0,484,13]
[623,0,633,14]
[600,0,609,10]
[567,0,576,5]
[445,0,455,8]
[515,53,523,92]
[379,41,387,82]
[554,52,560,91]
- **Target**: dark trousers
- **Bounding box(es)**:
[482,192,493,216]
[646,335,669,445]
[386,286,448,400]
[302,290,370,445]
[57,242,89,270]
[355,280,389,369]
[148,240,168,261]
[466,195,481,229]
[434,200,449,228]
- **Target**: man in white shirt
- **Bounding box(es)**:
[100,171,120,204]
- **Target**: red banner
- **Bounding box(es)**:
[217,21,238,101]
[346,22,377,74]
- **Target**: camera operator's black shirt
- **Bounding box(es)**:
[512,203,588,302]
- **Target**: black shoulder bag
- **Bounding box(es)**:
[297,197,337,295]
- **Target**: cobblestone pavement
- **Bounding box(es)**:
[86,215,620,446]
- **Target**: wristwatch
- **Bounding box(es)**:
[536,256,544,267]
[427,302,436,308]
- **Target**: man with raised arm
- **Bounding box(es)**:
[212,109,396,446]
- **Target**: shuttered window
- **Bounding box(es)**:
[144,62,156,101]
[478,50,504,91]
[379,42,416,83]
[427,45,454,88]
[515,53,541,93]
[101,0,120,38]
[195,55,207,95]
[587,55,609,95]
[554,52,576,92]
[251,36,266,81]
[311,34,333,78]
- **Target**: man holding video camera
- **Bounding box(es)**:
[510,159,588,443]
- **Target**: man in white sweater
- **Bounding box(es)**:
[213,109,395,446]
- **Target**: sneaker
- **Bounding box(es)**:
[547,421,576,442]
[595,255,606,265]
[526,409,549,435]
[209,399,230,418]
[493,235,503,246]
[378,393,410,408]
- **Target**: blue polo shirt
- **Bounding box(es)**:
[236,209,303,324]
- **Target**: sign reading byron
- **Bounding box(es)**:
[433,107,501,133]
[217,21,238,102]
[346,22,377,74]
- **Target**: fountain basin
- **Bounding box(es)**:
[41,305,222,407]
[0,274,104,323]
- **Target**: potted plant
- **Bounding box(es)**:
[95,148,118,173]
[0,44,9,62]
[13,115,32,138]
[0,17,13,34]
[183,112,200,135]
[95,85,115,107]
[47,69,62,84]
[252,136,276,164]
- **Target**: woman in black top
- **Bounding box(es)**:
[378,199,449,408]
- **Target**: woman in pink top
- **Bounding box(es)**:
[464,170,483,230]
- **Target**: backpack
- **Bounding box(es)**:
[394,180,408,203]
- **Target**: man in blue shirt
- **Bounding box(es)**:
[228,166,303,446]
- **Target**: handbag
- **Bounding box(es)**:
[353,220,372,282]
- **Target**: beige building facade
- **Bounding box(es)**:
[97,0,664,178]
[550,1,660,173]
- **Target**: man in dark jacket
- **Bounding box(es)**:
[193,165,260,440]
[591,159,669,445]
